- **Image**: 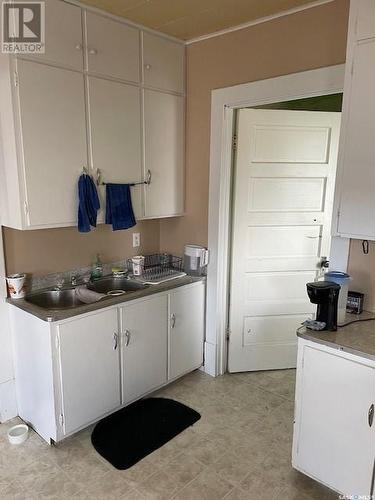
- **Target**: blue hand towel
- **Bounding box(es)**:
[105,183,136,231]
[78,174,100,233]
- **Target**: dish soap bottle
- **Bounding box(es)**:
[91,254,103,280]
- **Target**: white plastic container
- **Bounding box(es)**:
[132,256,145,276]
[7,424,29,445]
[6,273,27,299]
[324,271,351,324]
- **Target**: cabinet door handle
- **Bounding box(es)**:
[369,404,374,427]
[171,313,176,329]
[145,64,151,70]
[146,169,152,185]
[113,332,118,350]
[75,43,83,51]
[89,48,98,55]
[124,329,131,347]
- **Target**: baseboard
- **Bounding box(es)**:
[202,341,217,377]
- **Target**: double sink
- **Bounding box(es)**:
[25,277,148,310]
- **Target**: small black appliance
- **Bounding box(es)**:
[306,281,341,331]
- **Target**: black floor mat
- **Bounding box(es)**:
[91,397,201,469]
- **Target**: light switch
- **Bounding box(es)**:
[132,233,140,248]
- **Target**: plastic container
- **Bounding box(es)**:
[324,271,351,324]
[6,273,27,299]
[7,424,29,445]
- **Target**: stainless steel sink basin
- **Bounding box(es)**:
[87,277,147,295]
[25,288,85,310]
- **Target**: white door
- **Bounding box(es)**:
[85,12,139,82]
[17,60,87,227]
[121,295,168,404]
[228,109,341,372]
[143,90,184,218]
[169,283,205,380]
[142,32,185,94]
[22,0,83,70]
[294,345,375,497]
[88,76,143,219]
[57,309,120,435]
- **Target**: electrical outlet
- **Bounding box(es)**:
[132,233,140,248]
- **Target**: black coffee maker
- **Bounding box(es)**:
[306,281,341,331]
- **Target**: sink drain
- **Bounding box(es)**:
[107,290,126,296]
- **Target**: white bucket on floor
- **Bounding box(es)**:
[7,424,29,445]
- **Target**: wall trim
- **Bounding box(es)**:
[205,64,347,377]
[186,0,334,45]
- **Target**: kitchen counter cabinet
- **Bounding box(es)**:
[10,280,205,443]
[293,329,375,497]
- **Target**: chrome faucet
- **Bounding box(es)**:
[70,274,79,286]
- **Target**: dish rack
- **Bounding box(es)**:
[127,254,186,284]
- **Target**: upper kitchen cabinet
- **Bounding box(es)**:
[356,0,375,40]
[142,32,185,94]
[85,12,140,82]
[0,59,87,229]
[23,0,83,70]
[88,76,143,219]
[143,90,185,218]
[333,0,375,239]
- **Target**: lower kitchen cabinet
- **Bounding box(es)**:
[169,283,205,380]
[10,281,205,443]
[121,295,168,404]
[56,309,121,435]
[293,339,375,497]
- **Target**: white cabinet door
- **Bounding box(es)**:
[143,90,184,218]
[88,76,143,219]
[85,12,139,82]
[57,309,120,436]
[143,33,185,94]
[294,344,375,497]
[22,0,83,70]
[121,295,168,404]
[336,39,375,238]
[169,283,205,380]
[17,60,87,227]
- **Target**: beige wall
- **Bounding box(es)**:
[160,0,350,255]
[3,220,160,276]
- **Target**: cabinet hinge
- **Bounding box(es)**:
[232,134,237,151]
[55,335,59,350]
[59,413,64,427]
[23,201,29,216]
[226,327,230,341]
[14,71,18,87]
[351,59,355,76]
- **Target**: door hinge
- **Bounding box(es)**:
[14,71,19,87]
[232,134,237,151]
[226,327,230,341]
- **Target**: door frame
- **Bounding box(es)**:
[205,64,349,377]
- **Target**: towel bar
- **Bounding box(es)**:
[96,168,151,187]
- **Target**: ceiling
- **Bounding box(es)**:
[79,0,325,41]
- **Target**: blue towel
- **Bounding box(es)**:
[78,174,100,233]
[105,183,136,231]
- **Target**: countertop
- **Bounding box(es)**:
[297,311,375,361]
[7,275,205,323]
